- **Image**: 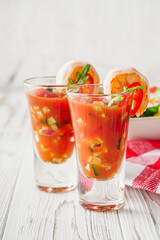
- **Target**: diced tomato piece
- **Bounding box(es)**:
[127,82,143,116]
[36,88,46,97]
[150,86,158,93]
[55,124,71,136]
[44,91,59,98]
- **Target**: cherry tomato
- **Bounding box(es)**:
[127,82,143,116]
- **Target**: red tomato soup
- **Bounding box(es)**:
[27,88,74,163]
[69,97,131,180]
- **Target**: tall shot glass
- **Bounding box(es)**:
[67,84,133,211]
[24,77,77,193]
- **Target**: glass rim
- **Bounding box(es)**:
[24,76,69,88]
[66,84,131,97]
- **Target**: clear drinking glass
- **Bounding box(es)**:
[24,77,77,193]
[67,84,133,211]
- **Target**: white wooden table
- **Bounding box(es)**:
[0,90,160,240]
[1,0,160,239]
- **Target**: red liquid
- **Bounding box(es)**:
[27,89,74,163]
[69,97,132,180]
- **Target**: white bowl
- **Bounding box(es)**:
[128,116,160,140]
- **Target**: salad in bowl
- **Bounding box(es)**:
[128,85,160,140]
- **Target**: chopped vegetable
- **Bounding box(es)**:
[42,106,50,114]
[88,147,93,152]
[33,106,40,111]
[46,87,53,92]
[92,143,101,148]
[40,120,47,124]
[46,117,56,125]
[51,123,59,131]
[52,158,62,163]
[93,101,104,111]
[39,129,55,136]
[36,111,44,119]
[101,163,112,170]
[91,164,100,176]
[52,88,58,94]
[77,118,86,126]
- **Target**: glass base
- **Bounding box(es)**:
[79,199,124,212]
[34,147,77,192]
[78,157,125,211]
[37,184,77,193]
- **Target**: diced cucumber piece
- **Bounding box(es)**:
[52,88,58,94]
[52,158,62,163]
[51,123,59,131]
[46,87,53,92]
[40,120,47,124]
[46,117,56,126]
[88,147,93,152]
[77,118,85,126]
[36,111,43,119]
[42,106,50,114]
[33,106,40,111]
[91,164,100,176]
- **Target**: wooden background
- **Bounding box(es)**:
[0,0,160,239]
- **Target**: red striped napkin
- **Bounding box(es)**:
[126,140,160,193]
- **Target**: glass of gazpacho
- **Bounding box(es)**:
[24,77,77,193]
[67,84,133,211]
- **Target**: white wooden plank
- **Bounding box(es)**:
[118,187,159,240]
[0,90,29,239]
[142,191,160,239]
